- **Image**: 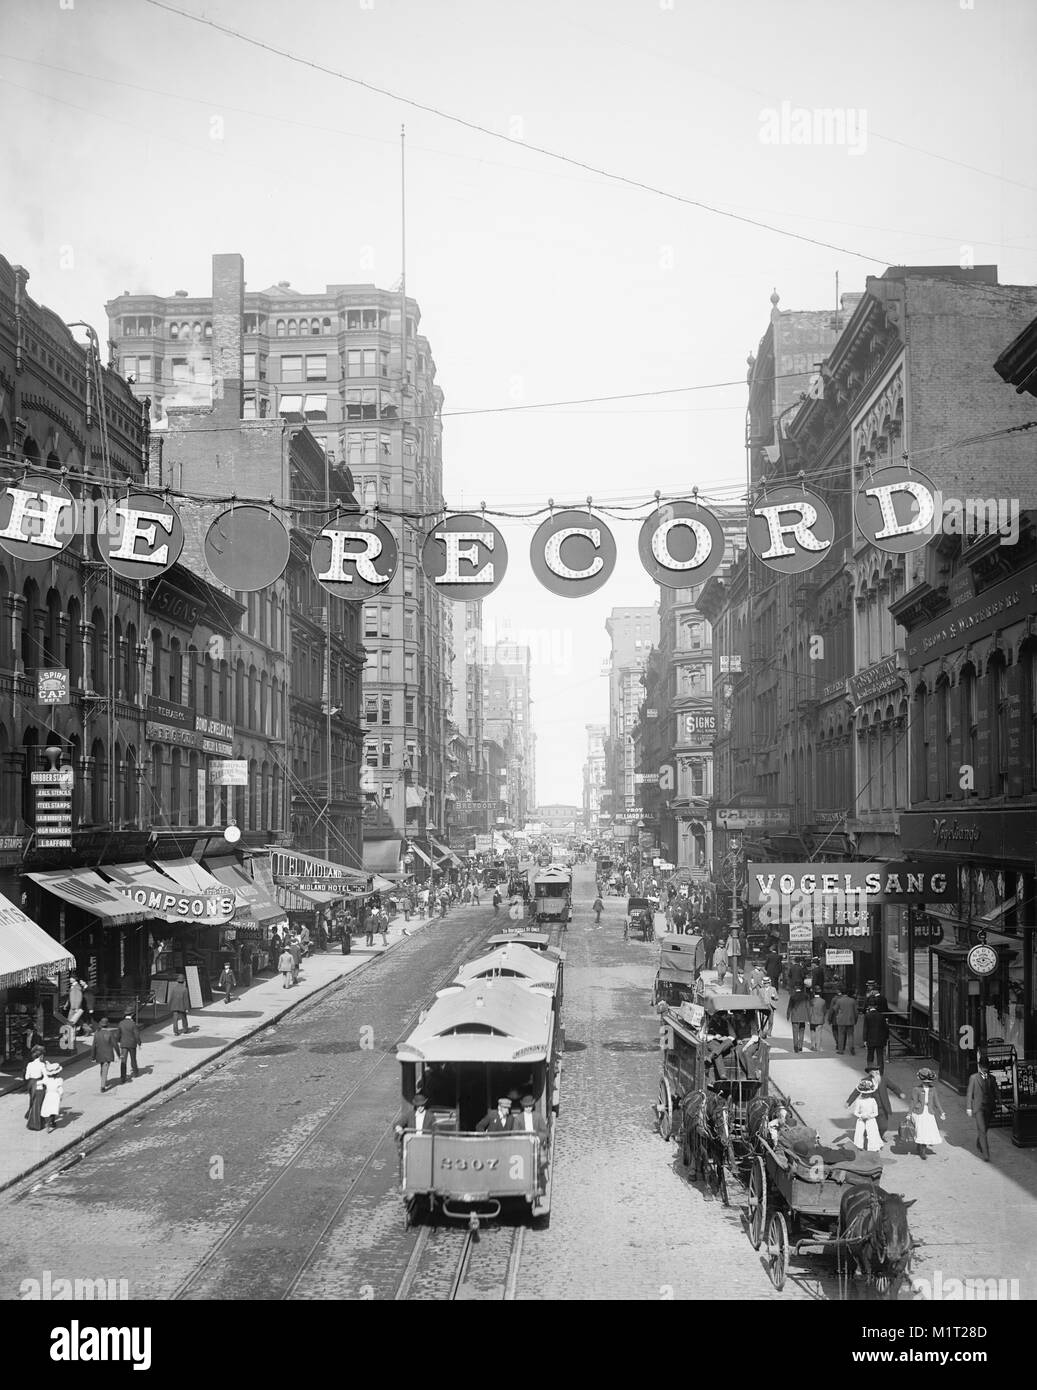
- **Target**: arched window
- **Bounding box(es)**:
[169,636,183,703]
[311,318,320,336]
[203,654,213,715]
[989,654,1008,796]
[287,319,297,337]
[91,738,106,824]
[936,678,952,799]
[151,628,163,697]
[276,319,286,337]
[270,676,279,738]
[959,664,977,794]
[0,723,10,829]
[44,589,62,665]
[112,616,123,698]
[66,595,82,686]
[235,659,245,725]
[218,660,228,718]
[149,744,164,823]
[248,664,257,728]
[0,566,9,668]
[90,608,105,692]
[912,684,929,804]
[21,578,39,670]
[125,746,138,827]
[170,323,179,340]
[22,437,40,466]
[248,758,259,828]
[124,622,137,702]
[188,751,200,823]
[203,321,212,339]
[271,765,282,832]
[192,322,202,340]
[186,646,197,709]
[170,748,182,823]
[260,671,269,731]
[233,782,246,827]
[46,449,60,471]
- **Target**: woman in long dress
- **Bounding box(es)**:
[24,1045,47,1131]
[852,1076,883,1151]
[40,1064,63,1133]
[910,1066,945,1159]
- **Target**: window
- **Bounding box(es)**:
[404,652,416,681]
[380,348,390,377]
[243,352,257,380]
[380,604,392,638]
[242,394,257,420]
[381,741,392,768]
[280,355,303,382]
[960,666,977,793]
[278,395,303,418]
[122,356,152,383]
[347,349,377,378]
[287,319,297,337]
[303,394,328,422]
[380,651,392,681]
[991,658,1008,795]
[306,355,327,380]
[381,783,394,801]
[365,695,378,723]
[347,309,382,330]
[403,565,415,597]
[404,609,416,641]
[405,693,415,724]
[363,605,378,638]
[365,741,378,767]
[381,696,391,724]
[938,679,953,799]
[276,319,286,337]
[171,359,189,383]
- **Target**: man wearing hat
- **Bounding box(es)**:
[476,1096,513,1132]
[510,1095,549,1141]
[116,1010,143,1083]
[965,1055,997,1162]
[395,1091,434,1138]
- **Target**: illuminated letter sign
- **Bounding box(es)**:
[0,473,79,561]
[638,501,725,588]
[420,512,508,599]
[98,493,184,579]
[530,509,616,597]
[854,465,938,552]
[747,485,834,574]
[311,517,399,599]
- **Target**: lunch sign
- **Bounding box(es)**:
[0,472,968,600]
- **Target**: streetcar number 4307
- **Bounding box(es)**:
[440,1157,499,1171]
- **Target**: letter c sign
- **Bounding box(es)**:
[529,508,616,597]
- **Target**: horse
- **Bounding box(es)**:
[837,1184,916,1299]
[682,1087,732,1203]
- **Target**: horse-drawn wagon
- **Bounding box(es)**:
[652,932,705,1009]
[743,1099,915,1298]
[625,897,656,942]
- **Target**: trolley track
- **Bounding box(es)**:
[169,916,506,1302]
[395,1221,525,1301]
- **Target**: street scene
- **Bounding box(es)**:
[1,0,1036,1334]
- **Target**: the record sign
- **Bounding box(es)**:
[0,472,80,562]
[97,492,184,579]
[747,485,834,574]
[854,465,939,553]
[421,513,508,599]
[310,515,399,599]
[638,501,726,588]
[204,505,290,592]
[530,508,616,598]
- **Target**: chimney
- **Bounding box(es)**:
[211,253,244,423]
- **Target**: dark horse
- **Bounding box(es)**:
[682,1088,732,1203]
[837,1183,915,1299]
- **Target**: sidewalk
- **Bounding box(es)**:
[766,991,1037,1297]
[0,911,430,1193]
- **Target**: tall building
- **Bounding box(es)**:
[448,599,486,843]
[582,724,607,833]
[482,640,533,828]
[604,606,659,830]
[106,264,454,868]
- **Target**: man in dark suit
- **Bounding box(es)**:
[116,1011,143,1082]
[510,1094,549,1140]
[476,1096,512,1131]
[395,1091,434,1139]
[167,976,191,1035]
[91,1017,121,1094]
[965,1055,997,1161]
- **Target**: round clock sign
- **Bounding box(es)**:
[967,944,997,978]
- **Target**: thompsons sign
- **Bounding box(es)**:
[114,885,235,923]
[747,862,955,906]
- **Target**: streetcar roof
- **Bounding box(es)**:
[486,932,550,949]
[397,978,554,1063]
[456,943,558,987]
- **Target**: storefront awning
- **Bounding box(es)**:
[405,786,424,809]
[204,859,286,933]
[363,839,404,874]
[408,843,433,867]
[26,869,147,926]
[428,836,462,867]
[160,858,238,898]
[98,862,236,927]
[0,894,76,988]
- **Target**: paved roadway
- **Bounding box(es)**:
[0,866,826,1301]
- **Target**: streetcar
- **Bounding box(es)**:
[531,866,573,925]
[455,940,563,1015]
[396,977,561,1228]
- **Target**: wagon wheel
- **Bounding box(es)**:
[764,1210,789,1291]
[657,1078,674,1141]
[747,1157,767,1249]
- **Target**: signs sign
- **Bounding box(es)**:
[748,862,956,905]
[32,758,74,850]
[420,513,508,599]
[903,560,1037,670]
[37,669,69,705]
[899,808,1037,862]
[848,654,903,705]
[715,806,790,830]
[0,473,80,561]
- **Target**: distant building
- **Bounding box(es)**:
[583,724,607,833]
[604,606,659,830]
[483,640,533,828]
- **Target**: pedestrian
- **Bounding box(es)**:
[910,1066,945,1160]
[67,976,85,1034]
[592,894,604,926]
[965,1054,997,1162]
[403,896,412,923]
[492,889,501,916]
[851,1075,883,1152]
[40,1062,63,1133]
[808,956,826,994]
[116,1011,143,1082]
[475,1096,513,1132]
[290,938,302,983]
[167,977,191,1036]
[278,945,295,988]
[379,908,389,946]
[472,886,480,907]
[24,1044,48,1130]
[846,1067,893,1141]
[808,987,826,1052]
[218,962,236,1004]
[764,948,781,996]
[82,980,97,1030]
[711,938,728,973]
[91,1016,121,1092]
[786,983,811,1053]
[786,957,805,991]
[827,988,858,1055]
[862,1001,889,1071]
[439,894,447,919]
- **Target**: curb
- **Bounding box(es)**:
[0,921,427,1196]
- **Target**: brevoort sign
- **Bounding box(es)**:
[747,861,955,905]
[113,885,235,923]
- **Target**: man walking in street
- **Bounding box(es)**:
[828,988,858,1055]
[168,976,191,1035]
[218,961,236,1005]
[91,1017,120,1093]
[592,894,604,926]
[862,1000,889,1071]
[492,888,501,916]
[117,1010,142,1082]
[379,907,389,946]
[278,945,295,988]
[966,1054,997,1161]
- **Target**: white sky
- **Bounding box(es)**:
[2,0,1035,803]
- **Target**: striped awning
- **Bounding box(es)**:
[26,870,147,925]
[0,895,76,988]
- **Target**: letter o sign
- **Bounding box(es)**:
[530,509,616,597]
[637,501,725,588]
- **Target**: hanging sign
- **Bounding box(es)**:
[114,884,236,923]
[747,485,834,574]
[97,492,184,579]
[0,472,80,561]
[637,501,726,588]
[37,669,70,705]
[310,515,398,599]
[420,513,508,599]
[854,465,939,553]
[204,505,290,592]
[530,508,616,597]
